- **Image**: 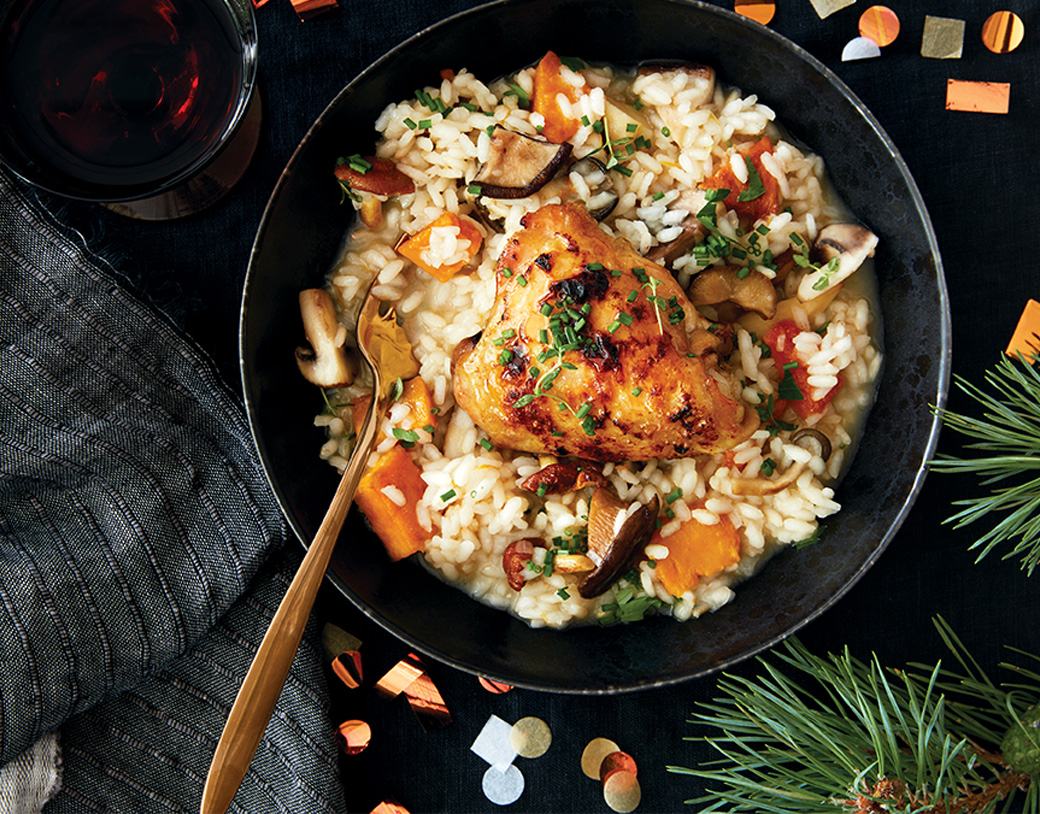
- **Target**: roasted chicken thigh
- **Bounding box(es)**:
[451,203,757,461]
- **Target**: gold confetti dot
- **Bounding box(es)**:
[921,15,966,59]
[982,11,1024,54]
[859,5,900,46]
[807,0,854,20]
[734,0,775,25]
[510,716,552,758]
[599,751,638,783]
[336,719,372,755]
[478,677,514,694]
[581,737,621,780]
[603,770,641,813]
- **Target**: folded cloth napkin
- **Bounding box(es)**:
[0,167,346,813]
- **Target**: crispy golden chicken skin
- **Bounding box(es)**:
[451,203,758,461]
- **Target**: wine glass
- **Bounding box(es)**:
[0,0,259,220]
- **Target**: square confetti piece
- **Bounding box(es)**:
[946,80,1010,114]
[921,15,965,59]
[808,0,855,20]
[1006,300,1040,362]
[471,715,518,771]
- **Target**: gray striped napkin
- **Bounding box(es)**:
[0,168,345,813]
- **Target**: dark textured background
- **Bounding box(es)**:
[17,0,1039,810]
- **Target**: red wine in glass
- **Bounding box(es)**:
[0,0,258,218]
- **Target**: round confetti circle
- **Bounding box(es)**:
[581,737,621,779]
[982,11,1024,54]
[335,719,372,755]
[603,770,641,813]
[482,763,525,806]
[599,750,639,783]
[858,5,900,47]
[509,716,552,758]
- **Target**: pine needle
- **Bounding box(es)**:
[929,352,1040,574]
[672,617,1039,813]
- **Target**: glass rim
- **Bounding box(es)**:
[0,0,259,204]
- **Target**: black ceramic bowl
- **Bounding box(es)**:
[241,0,949,692]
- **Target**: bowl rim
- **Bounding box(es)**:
[241,0,951,693]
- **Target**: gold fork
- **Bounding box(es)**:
[200,282,419,814]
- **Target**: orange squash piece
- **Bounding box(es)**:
[651,514,741,597]
[701,135,781,224]
[532,50,585,144]
[396,212,483,282]
[352,376,436,441]
[355,444,430,561]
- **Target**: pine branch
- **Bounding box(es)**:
[672,618,1040,813]
[929,353,1040,574]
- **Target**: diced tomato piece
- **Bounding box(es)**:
[763,320,839,419]
[532,50,584,144]
[702,136,781,223]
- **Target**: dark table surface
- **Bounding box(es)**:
[27,0,1040,810]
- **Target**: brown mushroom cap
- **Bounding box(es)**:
[688,265,778,318]
[296,289,358,388]
[473,128,572,198]
[579,487,660,598]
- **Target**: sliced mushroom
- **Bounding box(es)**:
[646,215,705,265]
[729,429,833,496]
[737,283,844,338]
[688,265,778,318]
[520,458,605,495]
[296,289,358,387]
[579,487,660,598]
[797,222,878,302]
[473,127,572,198]
[334,156,415,197]
[568,156,619,221]
[791,427,832,462]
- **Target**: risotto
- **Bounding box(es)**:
[299,53,883,628]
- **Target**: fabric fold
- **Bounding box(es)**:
[0,169,344,812]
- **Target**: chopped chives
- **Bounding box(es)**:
[575,403,592,419]
[403,118,418,130]
[441,489,456,501]
[540,303,553,316]
[652,191,664,201]
[392,428,420,442]
[632,387,642,396]
[467,183,482,195]
[517,276,528,287]
[665,487,683,504]
[608,320,621,333]
[480,438,494,451]
[618,311,634,326]
[502,328,515,339]
[498,350,513,365]
[417,118,432,129]
[626,290,638,303]
[537,483,548,497]
[626,122,638,132]
[661,126,671,137]
[423,424,436,434]
[538,329,548,344]
[610,268,623,277]
[586,262,604,271]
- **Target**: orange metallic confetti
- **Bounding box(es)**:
[336,719,372,755]
[331,650,363,689]
[734,0,775,25]
[982,11,1025,54]
[921,15,966,59]
[320,623,361,663]
[402,670,452,732]
[478,677,514,694]
[859,6,900,46]
[374,654,425,698]
[1006,300,1040,363]
[599,751,639,783]
[945,79,1010,114]
[290,0,337,21]
[370,801,410,814]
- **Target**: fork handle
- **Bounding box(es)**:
[200,395,383,814]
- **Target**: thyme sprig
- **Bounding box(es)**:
[929,351,1040,574]
[672,617,1040,813]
